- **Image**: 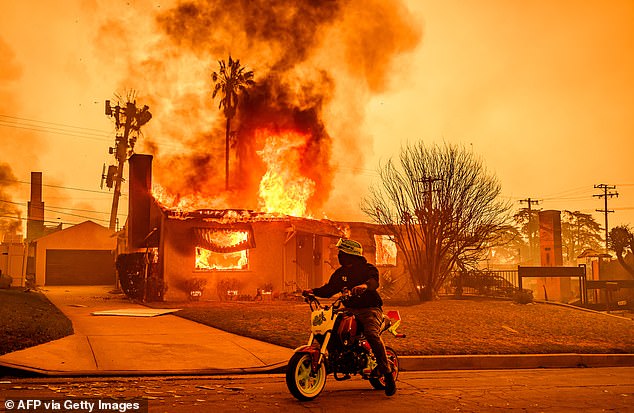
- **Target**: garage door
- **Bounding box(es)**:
[46,249,115,285]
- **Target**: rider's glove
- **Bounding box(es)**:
[302,289,314,297]
[351,284,367,296]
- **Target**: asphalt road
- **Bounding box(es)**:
[1,368,633,412]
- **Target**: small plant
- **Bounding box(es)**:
[514,289,534,305]
[217,278,241,301]
[185,278,207,301]
[379,270,399,300]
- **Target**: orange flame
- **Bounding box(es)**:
[195,231,249,270]
[256,129,315,217]
[152,183,231,212]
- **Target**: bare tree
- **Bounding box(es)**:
[362,142,511,301]
[608,225,634,277]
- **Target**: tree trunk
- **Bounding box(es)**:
[419,286,435,301]
[616,253,634,278]
[225,118,231,190]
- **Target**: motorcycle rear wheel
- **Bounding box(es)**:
[286,352,327,401]
[369,346,399,390]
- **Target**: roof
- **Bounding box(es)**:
[577,248,612,259]
[164,208,345,237]
[33,220,114,243]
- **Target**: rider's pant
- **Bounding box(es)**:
[349,307,390,375]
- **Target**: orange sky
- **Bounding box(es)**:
[0,0,632,233]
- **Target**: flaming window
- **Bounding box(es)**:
[194,227,254,271]
[375,235,397,266]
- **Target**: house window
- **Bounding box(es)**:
[194,228,252,271]
[375,235,397,266]
[195,246,248,271]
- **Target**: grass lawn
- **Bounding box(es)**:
[155,297,634,355]
[0,288,73,356]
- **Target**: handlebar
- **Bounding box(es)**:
[303,291,348,312]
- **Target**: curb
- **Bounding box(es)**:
[399,353,634,371]
[0,360,289,378]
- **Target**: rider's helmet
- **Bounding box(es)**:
[336,238,363,257]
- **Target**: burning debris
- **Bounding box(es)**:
[101,0,421,218]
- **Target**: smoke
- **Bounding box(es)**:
[0,37,25,237]
[0,163,22,237]
[97,0,422,215]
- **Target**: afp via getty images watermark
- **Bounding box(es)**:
[3,398,148,413]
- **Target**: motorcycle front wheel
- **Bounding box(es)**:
[369,346,399,390]
[286,352,327,401]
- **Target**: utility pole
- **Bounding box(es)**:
[520,198,540,264]
[104,96,152,231]
[415,177,442,215]
[593,184,618,253]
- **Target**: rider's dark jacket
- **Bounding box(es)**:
[312,256,383,309]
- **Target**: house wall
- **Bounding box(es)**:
[34,222,116,286]
[0,243,27,287]
[162,219,292,301]
[159,217,421,302]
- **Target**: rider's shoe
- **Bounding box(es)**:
[383,370,397,396]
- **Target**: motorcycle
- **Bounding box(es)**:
[285,290,406,401]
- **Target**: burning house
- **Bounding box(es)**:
[120,154,411,302]
[105,0,421,302]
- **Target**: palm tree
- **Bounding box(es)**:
[211,55,255,190]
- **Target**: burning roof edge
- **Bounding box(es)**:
[165,208,274,223]
[163,207,346,237]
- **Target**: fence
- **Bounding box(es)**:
[442,269,519,298]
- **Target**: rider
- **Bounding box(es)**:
[303,238,397,396]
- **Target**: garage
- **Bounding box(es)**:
[33,221,117,287]
[45,249,115,285]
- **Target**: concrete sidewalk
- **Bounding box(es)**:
[0,286,632,377]
[0,286,294,376]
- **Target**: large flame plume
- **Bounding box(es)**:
[98,0,422,217]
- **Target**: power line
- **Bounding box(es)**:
[41,207,111,223]
[0,178,126,196]
[0,115,113,143]
[540,185,593,199]
[0,113,183,151]
[0,215,77,226]
[0,199,122,222]
[46,205,113,216]
[0,114,112,134]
